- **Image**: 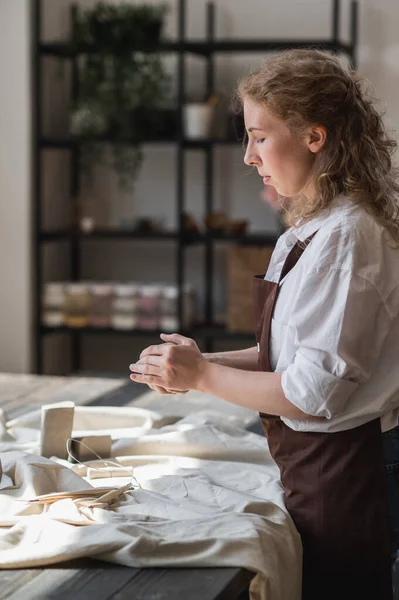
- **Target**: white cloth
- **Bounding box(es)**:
[0,403,302,600]
[266,195,399,433]
[132,388,259,428]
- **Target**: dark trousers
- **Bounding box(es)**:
[383,423,399,598]
[383,424,399,564]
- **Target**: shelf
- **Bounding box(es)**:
[183,138,244,149]
[39,39,353,58]
[41,326,171,336]
[205,40,352,54]
[39,136,244,149]
[184,232,279,245]
[39,40,209,58]
[39,229,179,242]
[39,136,177,148]
[39,229,279,246]
[40,324,255,340]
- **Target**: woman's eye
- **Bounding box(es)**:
[256,138,265,144]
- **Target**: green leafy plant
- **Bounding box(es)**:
[69,2,173,190]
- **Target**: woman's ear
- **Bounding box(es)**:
[306,126,327,154]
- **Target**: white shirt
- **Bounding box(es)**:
[266,195,399,433]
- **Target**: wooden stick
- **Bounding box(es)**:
[27,487,118,505]
[77,483,132,508]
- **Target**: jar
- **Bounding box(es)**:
[42,282,65,327]
[137,285,161,315]
[64,283,90,328]
[159,315,179,332]
[88,284,113,328]
[111,283,138,330]
[160,285,178,314]
[182,284,196,329]
[137,285,161,330]
[159,285,178,331]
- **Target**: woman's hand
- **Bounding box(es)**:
[130,333,205,393]
[146,383,186,396]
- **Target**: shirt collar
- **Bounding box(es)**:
[290,194,348,243]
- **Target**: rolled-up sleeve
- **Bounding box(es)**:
[281,266,391,418]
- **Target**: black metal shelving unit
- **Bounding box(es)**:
[32,0,358,374]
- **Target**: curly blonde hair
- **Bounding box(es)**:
[237,49,399,243]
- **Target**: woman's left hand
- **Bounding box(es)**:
[129,333,206,392]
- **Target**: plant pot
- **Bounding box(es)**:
[183,103,215,139]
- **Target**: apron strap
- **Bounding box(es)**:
[279,231,318,284]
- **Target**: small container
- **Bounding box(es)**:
[159,315,179,332]
[137,285,161,315]
[137,284,161,330]
[182,284,196,328]
[159,285,178,331]
[160,285,178,315]
[112,313,138,330]
[157,284,197,330]
[65,283,90,328]
[88,283,113,327]
[80,216,95,233]
[111,283,138,330]
[183,103,214,139]
[138,315,160,330]
[42,282,65,327]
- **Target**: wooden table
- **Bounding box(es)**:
[0,561,253,600]
[0,375,255,600]
[0,373,128,420]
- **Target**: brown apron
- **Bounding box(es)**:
[254,235,393,600]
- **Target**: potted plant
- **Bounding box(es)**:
[69,2,174,189]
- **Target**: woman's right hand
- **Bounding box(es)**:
[137,332,201,396]
[147,383,188,396]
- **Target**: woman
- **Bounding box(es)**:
[129,49,399,599]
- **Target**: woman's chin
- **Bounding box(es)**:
[274,186,288,197]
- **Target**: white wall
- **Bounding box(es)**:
[0,0,32,373]
[358,0,399,138]
[2,0,399,373]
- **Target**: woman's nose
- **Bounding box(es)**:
[244,145,260,167]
